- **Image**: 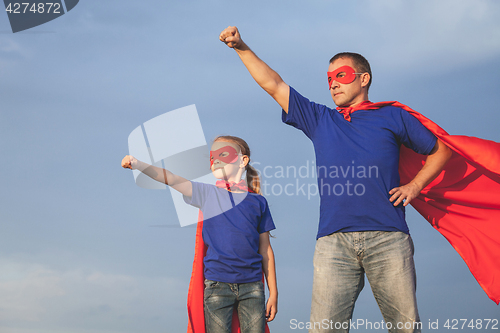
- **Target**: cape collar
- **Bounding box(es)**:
[336,100,380,122]
[215,179,253,193]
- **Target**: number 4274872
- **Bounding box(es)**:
[5,2,61,14]
[443,319,498,330]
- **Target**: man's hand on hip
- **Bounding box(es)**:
[389,183,422,207]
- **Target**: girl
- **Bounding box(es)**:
[121,135,277,333]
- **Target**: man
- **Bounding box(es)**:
[219,26,452,333]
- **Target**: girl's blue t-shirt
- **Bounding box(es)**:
[184,181,275,283]
[283,87,437,239]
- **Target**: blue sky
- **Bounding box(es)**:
[1,0,499,332]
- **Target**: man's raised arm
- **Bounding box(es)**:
[219,26,290,113]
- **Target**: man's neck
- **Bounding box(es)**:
[338,97,370,109]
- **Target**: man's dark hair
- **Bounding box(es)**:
[329,52,372,91]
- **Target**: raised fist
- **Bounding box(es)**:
[121,155,137,170]
[219,26,242,49]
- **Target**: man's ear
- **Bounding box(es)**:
[240,155,249,168]
[360,73,371,88]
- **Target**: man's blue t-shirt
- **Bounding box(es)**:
[283,87,437,239]
[184,182,276,283]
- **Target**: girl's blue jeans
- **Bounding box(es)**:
[310,231,421,333]
[204,279,266,333]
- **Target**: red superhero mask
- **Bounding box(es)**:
[327,65,363,88]
[210,145,239,168]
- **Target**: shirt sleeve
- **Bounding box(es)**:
[398,109,437,155]
[282,86,325,139]
[258,197,276,234]
[183,181,211,208]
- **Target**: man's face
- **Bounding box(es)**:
[328,57,367,108]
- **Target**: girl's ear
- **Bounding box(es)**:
[240,155,249,168]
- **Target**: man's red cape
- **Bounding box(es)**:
[186,211,271,333]
[368,101,500,304]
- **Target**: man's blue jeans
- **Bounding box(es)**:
[310,231,421,333]
[204,279,266,333]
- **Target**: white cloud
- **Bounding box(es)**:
[0,37,29,70]
[272,0,500,76]
[0,258,188,332]
[362,0,500,72]
[0,39,23,54]
[0,262,64,322]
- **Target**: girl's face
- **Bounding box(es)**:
[210,140,246,180]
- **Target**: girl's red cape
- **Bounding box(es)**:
[186,211,271,332]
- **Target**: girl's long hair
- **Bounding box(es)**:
[213,135,261,194]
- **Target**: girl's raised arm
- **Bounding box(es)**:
[121,155,192,197]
